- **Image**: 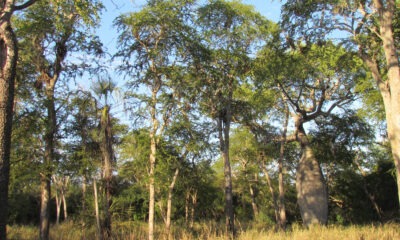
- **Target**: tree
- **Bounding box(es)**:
[0,1,37,238]
[256,40,364,226]
[91,77,118,239]
[281,0,400,209]
[115,1,196,239]
[14,1,103,238]
[196,0,271,235]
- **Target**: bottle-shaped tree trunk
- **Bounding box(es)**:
[295,117,328,226]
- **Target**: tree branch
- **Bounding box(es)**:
[13,0,37,11]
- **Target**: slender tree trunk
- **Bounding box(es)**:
[295,117,328,227]
[62,189,67,221]
[278,103,289,230]
[217,112,235,237]
[82,175,87,240]
[0,6,17,238]
[185,190,190,226]
[93,178,101,240]
[354,156,383,221]
[260,162,279,225]
[190,190,197,228]
[40,86,56,240]
[148,90,158,240]
[55,188,61,224]
[249,182,258,219]
[100,106,113,239]
[165,168,179,240]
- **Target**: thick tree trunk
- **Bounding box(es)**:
[362,0,400,209]
[0,7,17,239]
[295,120,328,226]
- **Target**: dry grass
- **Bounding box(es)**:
[7,221,400,240]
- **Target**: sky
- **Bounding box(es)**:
[92,0,284,122]
[97,0,283,55]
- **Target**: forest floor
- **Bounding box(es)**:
[7,221,400,240]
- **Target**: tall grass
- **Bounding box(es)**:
[7,221,400,240]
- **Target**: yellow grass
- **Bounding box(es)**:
[7,221,400,240]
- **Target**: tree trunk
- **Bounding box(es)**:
[249,183,258,219]
[218,113,235,237]
[93,178,101,240]
[190,190,197,228]
[100,106,113,239]
[278,103,289,230]
[148,90,158,240]
[62,188,67,221]
[185,191,190,226]
[362,0,400,209]
[55,187,61,224]
[260,163,279,225]
[40,86,56,240]
[165,168,179,240]
[295,119,328,227]
[0,6,17,238]
[82,175,87,240]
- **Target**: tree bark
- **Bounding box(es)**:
[0,2,17,238]
[148,89,158,240]
[81,175,87,240]
[93,178,101,240]
[249,181,258,219]
[54,184,61,224]
[217,112,235,237]
[260,162,279,225]
[278,103,289,230]
[359,0,400,209]
[99,106,113,239]
[40,86,56,240]
[295,117,328,227]
[165,168,179,240]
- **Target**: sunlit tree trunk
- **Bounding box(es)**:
[359,0,400,208]
[148,89,158,240]
[93,178,101,240]
[165,168,179,240]
[295,116,328,227]
[249,181,259,219]
[278,103,289,230]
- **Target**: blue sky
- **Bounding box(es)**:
[97,0,283,55]
[92,0,284,120]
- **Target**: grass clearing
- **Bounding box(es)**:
[7,221,400,239]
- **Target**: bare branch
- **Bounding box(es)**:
[12,0,37,11]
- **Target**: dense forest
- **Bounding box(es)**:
[0,0,399,239]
